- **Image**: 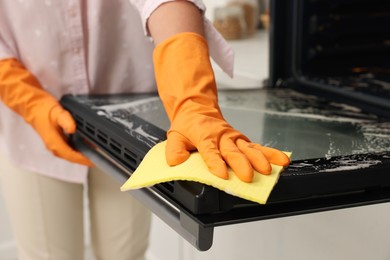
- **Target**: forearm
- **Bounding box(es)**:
[148,1,204,44]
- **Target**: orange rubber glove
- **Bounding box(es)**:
[153,32,290,183]
[0,58,93,166]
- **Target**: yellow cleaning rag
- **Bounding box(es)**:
[121,141,291,204]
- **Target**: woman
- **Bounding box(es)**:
[0,0,289,259]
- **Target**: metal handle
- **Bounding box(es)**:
[72,133,214,251]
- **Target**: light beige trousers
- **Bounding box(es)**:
[0,155,151,260]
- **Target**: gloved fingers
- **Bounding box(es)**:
[236,139,272,175]
[165,131,194,166]
[252,143,290,166]
[50,105,76,134]
[221,138,253,182]
[44,130,94,166]
[197,140,228,180]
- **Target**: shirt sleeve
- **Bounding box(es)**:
[128,0,234,77]
[129,0,206,36]
[0,34,15,60]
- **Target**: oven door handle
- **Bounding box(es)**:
[72,133,214,251]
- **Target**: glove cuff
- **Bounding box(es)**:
[153,32,219,122]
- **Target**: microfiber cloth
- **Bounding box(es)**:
[120,141,291,204]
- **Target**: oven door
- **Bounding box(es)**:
[67,88,390,251]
